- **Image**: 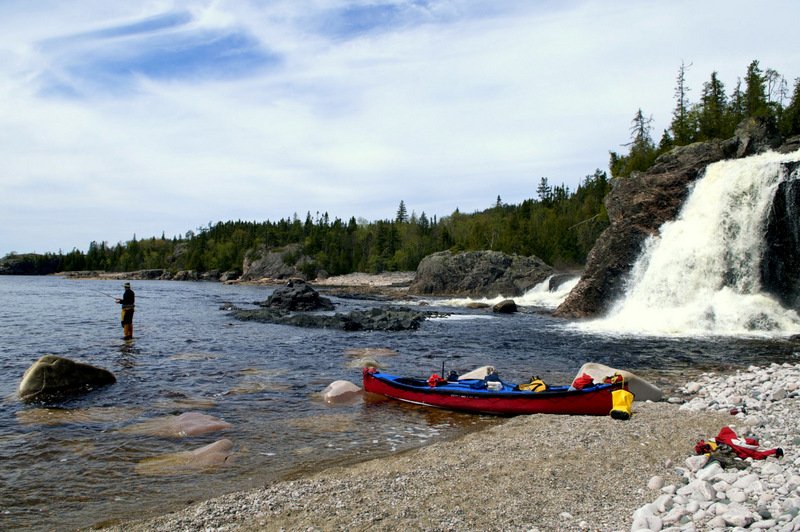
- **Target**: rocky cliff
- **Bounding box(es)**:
[240,244,324,282]
[761,163,800,310]
[554,117,797,319]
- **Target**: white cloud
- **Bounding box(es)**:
[1,0,799,255]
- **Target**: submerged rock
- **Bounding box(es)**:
[115,412,233,438]
[135,439,235,475]
[18,355,116,402]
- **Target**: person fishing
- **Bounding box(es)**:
[116,282,135,340]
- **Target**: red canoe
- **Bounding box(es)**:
[362,369,626,416]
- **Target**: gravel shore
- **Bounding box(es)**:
[91,275,800,531]
[97,395,746,531]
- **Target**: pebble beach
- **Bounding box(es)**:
[95,361,800,532]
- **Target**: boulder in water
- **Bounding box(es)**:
[492,299,518,314]
[573,363,662,402]
[115,412,233,438]
[321,380,362,404]
[135,439,235,475]
[18,355,116,402]
[261,283,335,311]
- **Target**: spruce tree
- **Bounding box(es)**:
[744,60,769,117]
[698,71,729,140]
[671,60,694,144]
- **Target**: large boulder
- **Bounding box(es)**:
[261,283,334,311]
[408,250,553,297]
[761,164,800,310]
[554,117,787,318]
[19,355,116,402]
[240,244,326,282]
[573,363,662,402]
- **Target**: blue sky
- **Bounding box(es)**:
[1,0,799,256]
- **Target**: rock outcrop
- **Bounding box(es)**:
[240,244,324,282]
[230,306,437,331]
[19,355,116,402]
[408,250,553,297]
[259,283,334,311]
[554,117,790,319]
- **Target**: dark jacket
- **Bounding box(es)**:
[119,289,135,308]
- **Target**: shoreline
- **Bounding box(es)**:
[96,402,731,532]
[95,363,800,532]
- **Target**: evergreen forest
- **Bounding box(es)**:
[5,60,799,277]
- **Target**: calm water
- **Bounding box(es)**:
[1,275,798,531]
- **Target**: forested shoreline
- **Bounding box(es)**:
[4,60,799,278]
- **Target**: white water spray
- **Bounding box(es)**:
[433,274,579,310]
[583,150,800,337]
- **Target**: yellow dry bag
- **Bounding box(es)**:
[610,388,634,420]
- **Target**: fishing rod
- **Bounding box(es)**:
[90,288,118,300]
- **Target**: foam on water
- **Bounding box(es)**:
[432,275,579,310]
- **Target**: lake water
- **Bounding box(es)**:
[1,275,799,531]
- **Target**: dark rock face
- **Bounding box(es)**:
[18,355,116,402]
[230,306,436,331]
[260,284,335,311]
[761,163,800,310]
[555,117,787,319]
[408,250,553,297]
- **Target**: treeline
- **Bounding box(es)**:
[611,59,800,177]
[10,59,794,278]
[4,170,610,276]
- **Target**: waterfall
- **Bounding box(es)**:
[584,150,800,337]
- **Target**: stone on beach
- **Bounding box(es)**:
[18,355,116,402]
[115,412,233,438]
[636,362,800,532]
[574,362,662,402]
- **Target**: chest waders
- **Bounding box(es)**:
[121,306,134,340]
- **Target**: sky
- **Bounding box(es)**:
[1,0,799,256]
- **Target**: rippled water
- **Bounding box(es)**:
[1,276,798,531]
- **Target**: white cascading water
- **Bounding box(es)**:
[582,149,800,337]
[433,275,580,311]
